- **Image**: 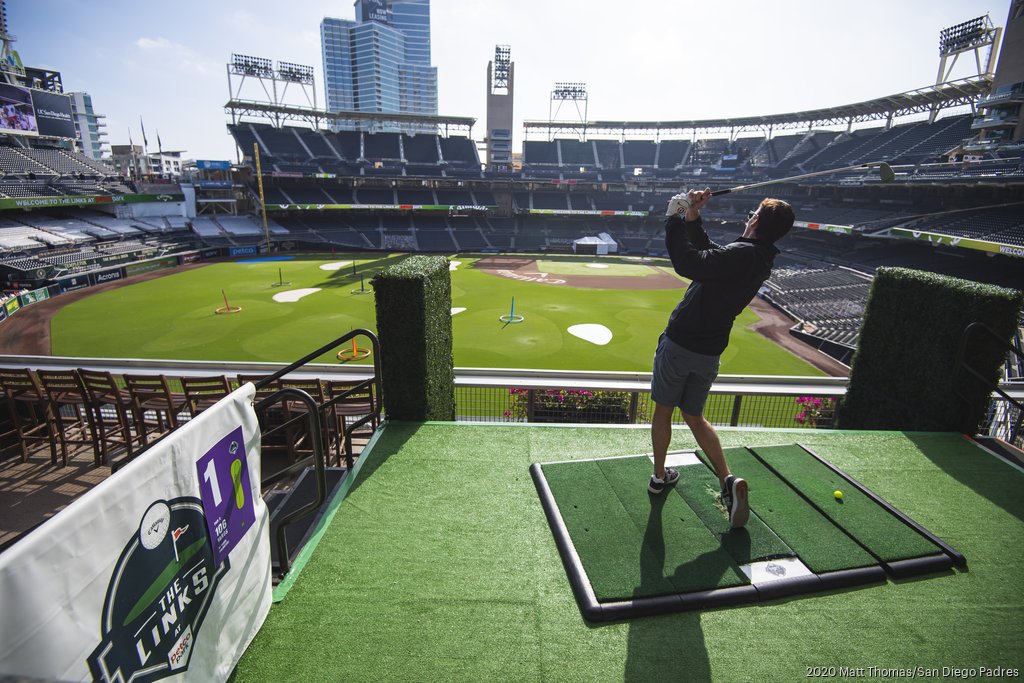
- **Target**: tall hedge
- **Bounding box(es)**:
[836,267,1022,433]
[372,255,455,421]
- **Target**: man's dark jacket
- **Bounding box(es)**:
[663,214,779,356]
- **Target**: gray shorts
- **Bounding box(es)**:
[651,334,720,416]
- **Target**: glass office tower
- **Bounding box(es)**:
[321,0,438,130]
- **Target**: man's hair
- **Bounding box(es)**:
[755,198,795,243]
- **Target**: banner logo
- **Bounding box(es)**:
[87,498,227,683]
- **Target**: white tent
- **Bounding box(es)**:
[572,232,618,255]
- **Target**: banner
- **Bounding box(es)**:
[0,384,272,682]
[229,246,257,257]
[58,274,91,293]
[30,90,76,139]
[796,220,854,236]
[0,193,185,211]
[18,288,50,307]
[124,256,179,278]
[4,298,21,316]
[196,180,233,189]
[527,208,648,217]
[195,160,232,171]
[264,203,499,212]
[891,227,1024,259]
[90,268,124,286]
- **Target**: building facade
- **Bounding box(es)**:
[68,92,108,161]
[321,0,437,131]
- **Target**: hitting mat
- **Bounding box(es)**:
[531,443,965,621]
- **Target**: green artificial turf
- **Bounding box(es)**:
[48,253,823,375]
[670,457,794,564]
[751,444,943,562]
[232,425,1024,682]
[542,457,748,600]
[712,447,877,573]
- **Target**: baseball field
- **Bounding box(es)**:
[47,252,825,375]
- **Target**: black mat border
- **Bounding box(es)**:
[531,461,888,622]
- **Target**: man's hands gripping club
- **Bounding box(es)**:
[666,187,712,221]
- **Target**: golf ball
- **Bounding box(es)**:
[834,490,843,500]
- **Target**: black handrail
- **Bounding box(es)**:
[254,387,325,578]
[954,321,1024,444]
[249,329,383,577]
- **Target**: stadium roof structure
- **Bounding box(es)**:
[524,77,992,139]
[225,98,476,136]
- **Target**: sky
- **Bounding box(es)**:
[7,0,1010,162]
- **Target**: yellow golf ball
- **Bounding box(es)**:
[834,490,843,500]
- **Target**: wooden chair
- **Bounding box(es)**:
[280,377,336,464]
[0,368,55,464]
[78,369,139,465]
[181,375,233,418]
[325,379,379,467]
[37,369,97,466]
[123,374,189,446]
[238,374,293,464]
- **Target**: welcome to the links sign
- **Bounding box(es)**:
[0,384,272,682]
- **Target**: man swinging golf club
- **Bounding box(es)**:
[649,188,794,528]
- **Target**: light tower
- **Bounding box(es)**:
[549,82,588,142]
[486,45,514,171]
[935,15,1002,85]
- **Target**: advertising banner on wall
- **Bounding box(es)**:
[0,193,186,211]
[58,274,91,293]
[90,268,124,286]
[229,246,257,257]
[29,89,76,139]
[891,227,1024,259]
[18,288,50,307]
[124,256,179,277]
[195,160,232,170]
[0,385,272,682]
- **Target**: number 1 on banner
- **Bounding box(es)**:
[196,426,257,565]
[203,459,223,507]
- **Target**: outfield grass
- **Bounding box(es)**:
[50,253,823,375]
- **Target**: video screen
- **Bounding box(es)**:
[0,83,38,136]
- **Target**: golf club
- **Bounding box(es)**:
[708,161,896,196]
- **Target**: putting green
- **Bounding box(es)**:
[49,253,825,375]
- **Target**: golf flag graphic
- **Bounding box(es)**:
[172,524,189,562]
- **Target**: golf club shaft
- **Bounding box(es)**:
[709,162,885,196]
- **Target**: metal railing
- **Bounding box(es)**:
[2,355,1021,445]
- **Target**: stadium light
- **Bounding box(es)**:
[231,54,274,78]
[553,83,587,100]
[277,61,315,84]
[938,16,990,55]
[493,46,511,90]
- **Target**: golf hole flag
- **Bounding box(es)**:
[0,383,271,682]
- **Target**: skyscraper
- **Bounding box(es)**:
[321,0,438,131]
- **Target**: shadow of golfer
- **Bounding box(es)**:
[623,493,751,680]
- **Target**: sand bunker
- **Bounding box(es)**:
[450,261,461,271]
[585,263,609,269]
[319,261,353,271]
[273,288,321,303]
[567,323,613,345]
[451,307,466,316]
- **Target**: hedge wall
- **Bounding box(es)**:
[372,255,455,421]
[836,267,1022,433]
